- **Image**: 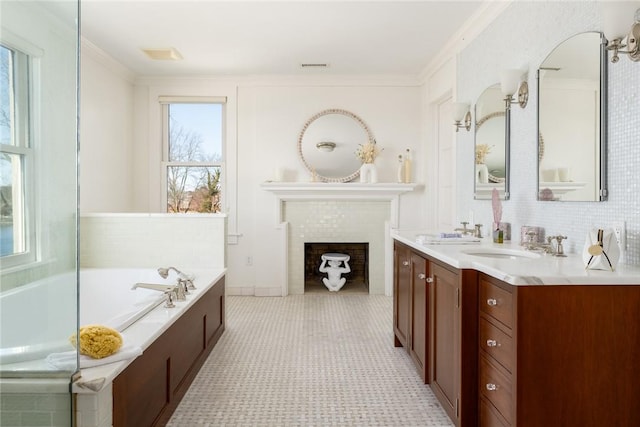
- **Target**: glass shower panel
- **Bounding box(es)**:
[1,0,78,423]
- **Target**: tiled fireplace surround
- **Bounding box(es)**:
[264,183,417,295]
[285,200,389,294]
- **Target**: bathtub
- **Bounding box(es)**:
[0,268,173,370]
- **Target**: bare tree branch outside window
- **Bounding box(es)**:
[166,105,222,213]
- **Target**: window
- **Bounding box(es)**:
[0,43,35,267]
[160,97,226,213]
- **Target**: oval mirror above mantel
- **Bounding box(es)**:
[537,31,607,201]
[298,109,374,183]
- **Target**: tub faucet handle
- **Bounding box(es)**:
[164,290,176,308]
[175,279,189,300]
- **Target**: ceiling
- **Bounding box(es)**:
[79,0,484,77]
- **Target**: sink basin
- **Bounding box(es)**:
[461,248,541,260]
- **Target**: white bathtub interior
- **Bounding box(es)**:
[0,269,172,373]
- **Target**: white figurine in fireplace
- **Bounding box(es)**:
[319,253,351,292]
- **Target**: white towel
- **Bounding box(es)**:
[45,345,143,370]
[417,236,481,245]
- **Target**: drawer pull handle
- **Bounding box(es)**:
[487,298,498,306]
[486,339,499,347]
[403,261,410,266]
[486,383,498,391]
[426,277,434,283]
[418,273,426,280]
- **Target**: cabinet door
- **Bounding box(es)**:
[393,242,411,348]
[410,252,429,383]
[430,261,460,422]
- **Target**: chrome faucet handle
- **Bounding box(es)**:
[175,281,187,301]
[164,290,176,308]
[554,235,568,257]
[524,231,538,250]
[474,224,483,238]
[454,222,472,236]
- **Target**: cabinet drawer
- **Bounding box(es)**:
[479,316,513,373]
[479,279,513,329]
[480,397,510,427]
[479,355,512,425]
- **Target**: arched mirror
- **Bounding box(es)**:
[298,109,374,182]
[474,84,508,200]
[537,31,607,201]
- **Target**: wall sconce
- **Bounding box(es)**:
[500,69,528,109]
[316,141,336,152]
[602,3,640,63]
[452,103,471,132]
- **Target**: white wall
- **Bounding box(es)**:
[80,41,135,213]
[236,81,424,293]
[90,76,423,293]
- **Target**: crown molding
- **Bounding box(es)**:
[81,37,136,83]
[419,0,512,84]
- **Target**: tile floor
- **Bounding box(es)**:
[168,294,454,426]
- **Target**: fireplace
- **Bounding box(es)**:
[304,242,369,293]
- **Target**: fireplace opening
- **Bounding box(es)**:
[304,242,369,294]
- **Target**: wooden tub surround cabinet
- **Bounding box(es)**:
[393,238,640,427]
[113,276,225,427]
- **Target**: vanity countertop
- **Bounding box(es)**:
[392,229,640,286]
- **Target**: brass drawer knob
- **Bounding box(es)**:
[487,298,498,306]
[486,339,499,347]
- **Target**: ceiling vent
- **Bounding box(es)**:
[300,63,329,68]
[142,47,183,61]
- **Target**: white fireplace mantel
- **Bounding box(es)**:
[262,181,420,228]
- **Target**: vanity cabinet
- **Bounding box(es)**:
[430,262,478,426]
[393,241,429,382]
[478,273,640,427]
[393,241,478,425]
[409,251,428,381]
[393,242,411,349]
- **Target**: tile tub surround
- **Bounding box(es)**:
[392,230,640,286]
[168,295,454,427]
[0,384,71,427]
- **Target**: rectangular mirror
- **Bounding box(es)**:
[537,32,607,201]
[474,83,509,200]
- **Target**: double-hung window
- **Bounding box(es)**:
[160,96,226,213]
[0,43,35,268]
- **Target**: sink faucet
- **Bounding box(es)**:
[523,231,553,252]
[454,222,474,236]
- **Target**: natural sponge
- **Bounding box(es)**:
[70,325,123,359]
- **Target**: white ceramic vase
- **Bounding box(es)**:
[476,163,489,184]
[360,163,378,183]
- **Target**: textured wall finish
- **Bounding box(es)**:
[457,2,640,264]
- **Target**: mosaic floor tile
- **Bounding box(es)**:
[168,295,454,427]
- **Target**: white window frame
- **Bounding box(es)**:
[159,96,227,213]
[0,41,37,270]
